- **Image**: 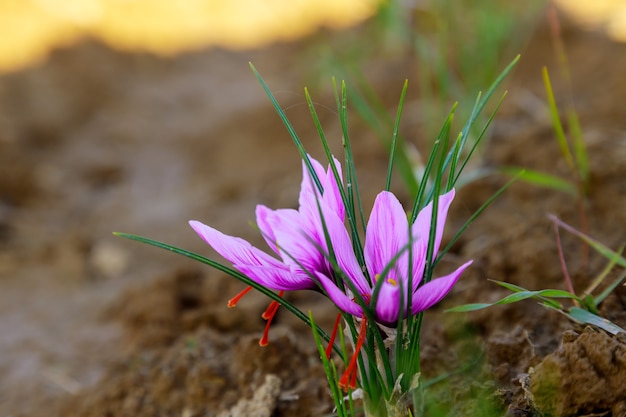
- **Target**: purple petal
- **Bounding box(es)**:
[298,155,327,209]
[322,156,345,220]
[410,260,473,314]
[189,220,284,268]
[410,189,456,285]
[316,199,370,295]
[255,205,280,255]
[373,281,402,326]
[315,272,362,316]
[413,189,455,263]
[364,191,409,284]
[299,155,345,221]
[270,208,327,274]
[236,264,315,291]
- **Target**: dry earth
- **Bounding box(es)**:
[1,8,625,417]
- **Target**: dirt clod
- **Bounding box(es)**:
[217,374,282,417]
[530,328,626,417]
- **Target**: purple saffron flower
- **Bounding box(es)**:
[189,155,344,293]
[190,154,471,331]
[313,189,472,327]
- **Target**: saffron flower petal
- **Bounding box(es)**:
[191,154,471,329]
[315,272,362,316]
[319,188,471,326]
[413,189,455,261]
[299,155,345,221]
[255,204,281,255]
[364,191,410,283]
[408,189,455,289]
[189,220,284,269]
[314,198,370,295]
[374,280,402,326]
[189,155,349,302]
[260,206,326,274]
[410,260,473,315]
[236,264,317,291]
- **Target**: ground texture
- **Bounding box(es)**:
[1,10,625,417]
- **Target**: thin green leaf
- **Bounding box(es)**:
[446,303,495,313]
[422,113,451,284]
[455,55,520,157]
[567,109,589,187]
[595,269,626,306]
[386,79,409,191]
[446,288,581,313]
[114,232,333,345]
[493,280,582,304]
[584,244,624,299]
[436,173,520,265]
[568,307,626,335]
[349,69,419,193]
[499,166,577,195]
[580,294,599,314]
[543,66,575,171]
[451,90,508,188]
[303,88,362,267]
[309,312,350,417]
[550,215,626,269]
[250,63,322,193]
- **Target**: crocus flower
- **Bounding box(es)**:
[314,189,472,327]
[189,155,343,292]
[188,155,344,344]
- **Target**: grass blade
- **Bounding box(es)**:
[386,80,409,191]
[542,66,575,171]
[568,307,626,335]
[500,166,577,195]
[114,232,333,344]
[549,215,626,268]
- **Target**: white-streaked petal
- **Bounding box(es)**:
[364,191,409,284]
[316,199,371,295]
[299,155,327,209]
[236,264,315,291]
[189,220,283,268]
[315,272,363,316]
[271,209,326,274]
[373,281,402,326]
[413,189,455,263]
[255,205,279,255]
[322,156,345,220]
[410,260,472,314]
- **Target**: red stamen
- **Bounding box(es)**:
[259,291,285,347]
[339,316,368,391]
[227,286,253,308]
[325,313,343,359]
[261,301,279,320]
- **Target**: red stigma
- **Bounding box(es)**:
[339,316,367,391]
[259,290,285,347]
[325,313,342,359]
[227,286,253,308]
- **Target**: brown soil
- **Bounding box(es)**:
[1,9,626,417]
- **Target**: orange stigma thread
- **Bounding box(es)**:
[339,316,367,390]
[325,313,343,359]
[259,290,285,347]
[227,286,253,308]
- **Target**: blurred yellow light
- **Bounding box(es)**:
[553,0,626,42]
[0,0,376,72]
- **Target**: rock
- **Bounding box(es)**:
[217,374,281,417]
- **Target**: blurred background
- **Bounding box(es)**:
[1,1,625,416]
[0,0,624,73]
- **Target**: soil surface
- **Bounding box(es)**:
[1,8,626,417]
